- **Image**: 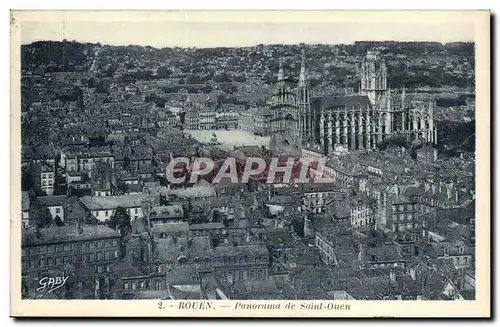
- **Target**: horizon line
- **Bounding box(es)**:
[22,39,475,49]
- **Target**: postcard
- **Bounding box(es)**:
[10,10,490,317]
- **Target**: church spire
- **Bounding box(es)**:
[277,57,284,82]
[401,85,406,108]
[298,49,306,87]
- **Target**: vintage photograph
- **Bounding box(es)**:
[10,10,490,317]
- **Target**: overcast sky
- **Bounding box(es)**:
[18,11,476,48]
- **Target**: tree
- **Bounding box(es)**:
[21,167,35,191]
[156,66,171,78]
[107,206,132,236]
[32,202,53,228]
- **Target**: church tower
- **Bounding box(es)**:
[297,50,312,143]
[360,50,388,107]
[268,57,301,154]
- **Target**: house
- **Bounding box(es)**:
[364,244,407,269]
[60,146,115,173]
[79,194,147,222]
[39,163,55,196]
[302,183,339,214]
[21,224,121,298]
[22,191,31,229]
[149,204,185,225]
[36,195,69,221]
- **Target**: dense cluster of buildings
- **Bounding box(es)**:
[20,43,475,301]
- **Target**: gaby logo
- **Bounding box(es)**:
[165,156,334,184]
[36,276,69,293]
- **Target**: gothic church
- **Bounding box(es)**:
[268,50,437,155]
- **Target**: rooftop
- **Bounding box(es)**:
[22,225,120,247]
[80,194,147,210]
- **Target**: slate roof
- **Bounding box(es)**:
[80,194,146,210]
[189,222,225,231]
[154,236,213,262]
[22,225,120,247]
[365,244,405,262]
[36,195,68,207]
[311,95,372,113]
[185,93,218,104]
[213,244,269,258]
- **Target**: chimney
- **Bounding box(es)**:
[78,223,85,236]
[358,244,365,263]
[35,226,42,239]
[409,267,416,281]
[389,270,396,283]
[446,183,453,200]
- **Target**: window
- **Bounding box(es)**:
[250,270,256,280]
[135,208,138,214]
[98,241,104,248]
[39,259,45,267]
[97,252,102,261]
[47,258,53,266]
[113,240,118,247]
[239,271,244,281]
[444,248,449,256]
[64,244,70,251]
[63,256,68,264]
[97,266,104,273]
[40,246,47,254]
[55,208,61,214]
[55,257,61,265]
[115,250,120,259]
[90,253,95,261]
[73,255,78,263]
[123,282,129,290]
[131,282,137,290]
[106,265,111,272]
[258,269,264,280]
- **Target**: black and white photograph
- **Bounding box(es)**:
[10,10,490,317]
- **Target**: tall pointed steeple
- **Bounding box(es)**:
[298,49,306,87]
[401,85,406,108]
[277,57,284,82]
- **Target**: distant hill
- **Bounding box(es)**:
[21,40,96,73]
